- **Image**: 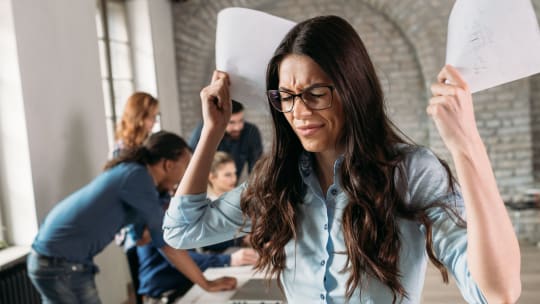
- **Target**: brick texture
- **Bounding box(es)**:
[172,0,540,197]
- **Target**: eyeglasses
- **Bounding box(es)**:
[267,84,335,113]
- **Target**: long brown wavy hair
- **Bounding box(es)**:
[240,15,463,302]
[115,92,159,149]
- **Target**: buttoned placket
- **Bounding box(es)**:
[298,152,344,303]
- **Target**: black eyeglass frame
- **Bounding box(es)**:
[267,84,335,113]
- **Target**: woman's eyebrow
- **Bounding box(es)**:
[278,87,295,93]
[278,82,329,92]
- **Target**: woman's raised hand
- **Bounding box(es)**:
[199,70,232,134]
[427,65,483,156]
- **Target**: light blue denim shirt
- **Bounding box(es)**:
[163,147,486,303]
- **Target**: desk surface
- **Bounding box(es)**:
[177,245,540,303]
[176,266,264,304]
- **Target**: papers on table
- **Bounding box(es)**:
[446,0,540,93]
[215,7,296,107]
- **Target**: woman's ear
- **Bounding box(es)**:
[162,159,173,172]
[208,172,216,185]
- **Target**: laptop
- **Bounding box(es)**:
[228,278,287,304]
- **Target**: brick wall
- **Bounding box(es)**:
[172,0,540,196]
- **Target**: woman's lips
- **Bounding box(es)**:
[296,124,323,136]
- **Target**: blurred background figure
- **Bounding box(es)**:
[125,151,255,303]
[207,152,237,200]
[136,207,257,303]
[202,152,248,253]
[113,92,160,158]
[27,132,236,304]
[108,92,161,303]
[189,100,262,182]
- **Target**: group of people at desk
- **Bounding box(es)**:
[28,91,261,304]
[28,14,520,304]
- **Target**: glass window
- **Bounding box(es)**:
[95,0,135,150]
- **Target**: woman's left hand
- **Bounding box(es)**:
[427,65,482,155]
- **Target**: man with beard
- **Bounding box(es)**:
[188,100,262,180]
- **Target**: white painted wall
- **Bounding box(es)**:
[0,0,180,302]
[127,0,158,96]
[1,0,132,302]
[0,0,37,245]
[148,0,182,134]
[127,0,182,134]
[11,0,109,221]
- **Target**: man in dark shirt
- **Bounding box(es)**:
[188,100,263,178]
[137,243,257,303]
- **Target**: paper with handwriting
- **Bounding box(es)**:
[446,0,540,93]
[215,8,296,107]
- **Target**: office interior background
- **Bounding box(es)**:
[1,0,539,303]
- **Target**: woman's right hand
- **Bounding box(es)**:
[199,70,232,135]
[201,276,237,292]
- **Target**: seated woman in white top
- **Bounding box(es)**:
[207,151,238,200]
[203,151,249,252]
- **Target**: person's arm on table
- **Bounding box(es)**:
[160,245,237,291]
[190,248,259,268]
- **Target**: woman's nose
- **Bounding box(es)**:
[292,96,313,118]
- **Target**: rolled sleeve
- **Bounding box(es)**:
[426,204,487,303]
[405,147,486,303]
[163,184,250,249]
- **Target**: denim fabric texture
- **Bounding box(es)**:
[27,251,101,304]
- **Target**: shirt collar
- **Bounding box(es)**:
[298,151,345,204]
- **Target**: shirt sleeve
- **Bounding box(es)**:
[162,183,250,249]
[405,147,487,303]
[187,250,231,270]
[188,122,203,150]
[155,248,231,274]
[120,166,166,249]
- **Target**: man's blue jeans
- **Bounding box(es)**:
[27,250,101,304]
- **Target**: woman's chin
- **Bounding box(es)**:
[300,141,325,153]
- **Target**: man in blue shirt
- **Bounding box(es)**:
[27,132,237,304]
[137,241,257,302]
[134,197,258,303]
[188,100,263,178]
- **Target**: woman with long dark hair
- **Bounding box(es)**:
[28,131,236,303]
[164,16,520,303]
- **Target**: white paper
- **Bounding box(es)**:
[446,0,540,93]
[216,8,296,107]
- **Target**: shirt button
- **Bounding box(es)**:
[320,294,325,300]
[320,260,325,266]
[323,224,328,230]
[330,189,338,196]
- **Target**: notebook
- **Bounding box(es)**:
[228,278,287,304]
